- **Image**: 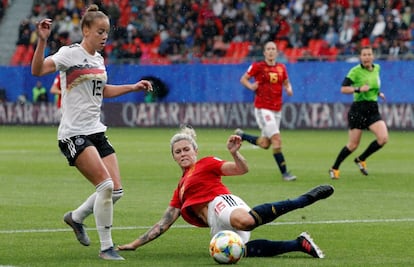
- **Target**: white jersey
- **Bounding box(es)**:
[50,44,107,140]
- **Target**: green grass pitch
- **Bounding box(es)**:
[0,126,413,266]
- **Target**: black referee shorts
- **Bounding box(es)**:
[348,101,382,130]
[58,132,115,166]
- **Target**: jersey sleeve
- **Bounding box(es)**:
[246,63,256,77]
[49,46,73,71]
[346,66,358,85]
[169,188,181,209]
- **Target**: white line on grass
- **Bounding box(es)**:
[1,218,414,234]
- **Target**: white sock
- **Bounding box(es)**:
[94,178,114,251]
[72,192,96,223]
[71,188,124,223]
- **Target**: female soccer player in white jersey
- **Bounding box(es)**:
[31,4,152,260]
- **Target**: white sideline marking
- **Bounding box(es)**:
[1,218,413,234]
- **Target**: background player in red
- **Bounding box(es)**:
[117,125,334,259]
[236,41,296,181]
[49,73,62,121]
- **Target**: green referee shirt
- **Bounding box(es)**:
[347,64,381,102]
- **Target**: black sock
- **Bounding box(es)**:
[245,239,300,257]
[248,195,309,226]
[358,140,383,161]
[332,146,352,169]
[240,132,258,145]
[273,151,287,174]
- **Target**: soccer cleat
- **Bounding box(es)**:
[99,247,125,260]
[303,184,334,204]
[297,232,325,258]
[63,212,90,246]
[354,158,368,175]
[282,172,297,181]
[329,168,340,179]
[234,128,244,137]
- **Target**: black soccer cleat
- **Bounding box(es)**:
[303,184,334,204]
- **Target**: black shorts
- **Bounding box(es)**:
[348,101,382,130]
[58,132,115,166]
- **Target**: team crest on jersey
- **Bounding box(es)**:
[75,137,85,146]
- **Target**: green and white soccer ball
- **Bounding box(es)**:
[209,230,245,264]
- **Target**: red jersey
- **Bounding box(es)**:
[169,156,231,227]
[246,61,288,111]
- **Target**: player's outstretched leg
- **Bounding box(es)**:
[248,185,334,226]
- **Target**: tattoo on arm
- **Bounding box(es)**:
[138,206,180,245]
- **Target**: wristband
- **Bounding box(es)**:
[354,87,360,93]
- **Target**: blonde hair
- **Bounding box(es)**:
[80,4,108,30]
[170,125,198,152]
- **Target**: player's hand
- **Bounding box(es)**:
[227,135,242,153]
[378,92,386,101]
[36,18,52,41]
[133,80,153,92]
[360,84,370,92]
[117,244,137,251]
[250,82,259,91]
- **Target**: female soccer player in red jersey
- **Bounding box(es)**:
[118,126,334,259]
[236,41,296,181]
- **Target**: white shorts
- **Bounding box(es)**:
[207,194,251,244]
[254,108,282,138]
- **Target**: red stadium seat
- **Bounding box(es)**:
[21,45,34,65]
[275,39,289,51]
[9,45,27,66]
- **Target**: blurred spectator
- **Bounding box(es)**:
[212,35,228,57]
[32,80,47,103]
[106,0,120,27]
[338,20,354,48]
[370,14,386,42]
[325,26,339,48]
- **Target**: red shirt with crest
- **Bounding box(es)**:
[246,61,288,111]
[169,156,230,227]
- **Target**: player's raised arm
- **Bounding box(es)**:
[32,18,56,76]
[117,206,180,251]
[221,135,249,176]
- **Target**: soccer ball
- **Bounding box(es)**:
[209,230,245,264]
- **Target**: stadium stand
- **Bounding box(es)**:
[4,0,414,65]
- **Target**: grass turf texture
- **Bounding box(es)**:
[0,126,413,267]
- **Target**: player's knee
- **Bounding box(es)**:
[230,210,256,231]
[257,137,271,149]
[378,134,388,146]
[96,179,114,200]
[347,143,359,151]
